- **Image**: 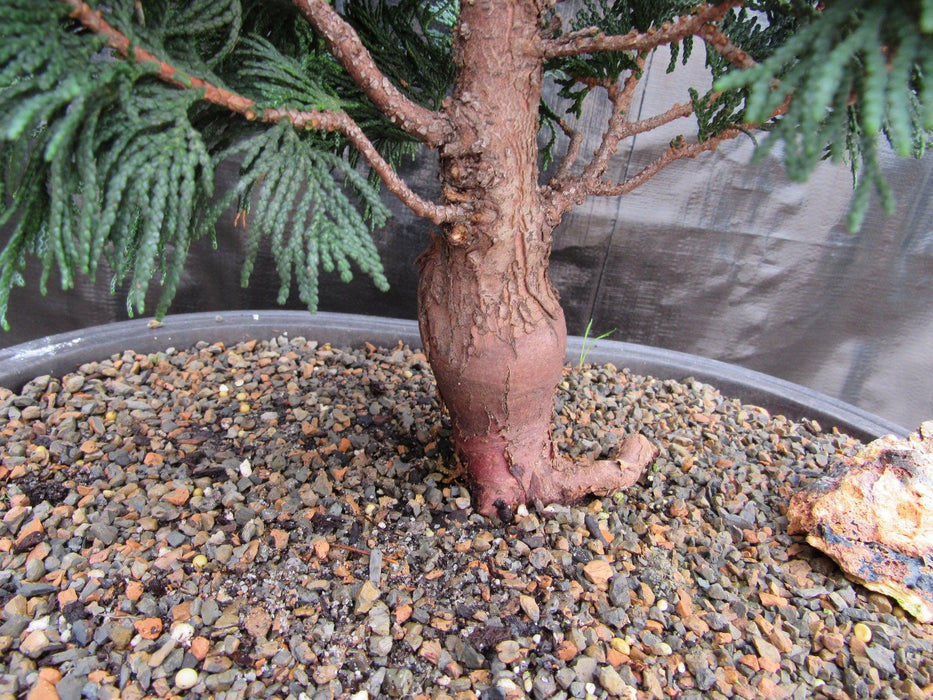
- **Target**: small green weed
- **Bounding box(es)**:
[577,318,616,368]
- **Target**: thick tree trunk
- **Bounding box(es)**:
[417,0,656,515]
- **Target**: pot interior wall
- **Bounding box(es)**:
[0,311,905,443]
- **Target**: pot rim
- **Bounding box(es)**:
[0,310,906,442]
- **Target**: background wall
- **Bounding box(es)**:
[2,46,931,430]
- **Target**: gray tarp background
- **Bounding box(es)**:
[2,46,931,429]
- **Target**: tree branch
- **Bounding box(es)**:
[61,0,463,226]
[548,117,584,185]
[542,1,761,222]
[591,130,746,198]
[545,95,785,222]
[591,94,790,200]
[622,100,697,137]
[696,23,757,70]
[547,56,696,213]
[571,54,647,193]
[542,1,743,59]
[291,0,453,148]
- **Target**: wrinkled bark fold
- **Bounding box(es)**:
[416,0,657,514]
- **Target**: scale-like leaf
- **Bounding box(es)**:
[715,0,932,230]
[0,0,394,327]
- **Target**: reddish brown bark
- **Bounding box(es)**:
[416,0,657,515]
[291,0,453,147]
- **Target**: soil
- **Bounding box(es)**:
[0,336,931,700]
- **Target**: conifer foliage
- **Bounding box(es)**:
[0,0,930,329]
[0,0,401,326]
[716,0,933,230]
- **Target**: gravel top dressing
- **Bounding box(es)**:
[0,336,931,700]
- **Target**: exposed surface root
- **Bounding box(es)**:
[472,434,659,516]
[556,433,659,503]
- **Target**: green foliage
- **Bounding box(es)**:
[68,0,244,90]
[547,0,698,111]
[0,0,395,329]
[343,0,457,111]
[235,35,345,113]
[689,89,748,144]
[0,0,209,327]
[213,121,389,311]
[541,0,700,167]
[128,0,243,76]
[715,1,817,69]
[715,0,933,229]
[577,319,616,369]
[688,2,813,144]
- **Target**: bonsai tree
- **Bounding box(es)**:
[1,0,930,515]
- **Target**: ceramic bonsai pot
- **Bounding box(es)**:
[0,310,906,443]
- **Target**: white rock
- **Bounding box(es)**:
[239,459,252,477]
[175,667,199,689]
[171,622,195,645]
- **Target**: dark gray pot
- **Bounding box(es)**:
[0,310,906,442]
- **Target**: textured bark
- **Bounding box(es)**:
[417,0,657,515]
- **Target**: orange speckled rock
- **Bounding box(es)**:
[788,421,933,623]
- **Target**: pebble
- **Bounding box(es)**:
[174,667,198,690]
[519,594,540,623]
[367,603,391,636]
[1,339,931,699]
[573,655,598,683]
[598,664,633,697]
[496,639,522,664]
[582,559,613,587]
[854,621,872,642]
[355,580,381,614]
[369,635,393,657]
[19,630,52,659]
[147,639,176,667]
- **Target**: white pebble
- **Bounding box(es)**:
[175,667,198,689]
[496,679,521,694]
[26,616,50,632]
[239,459,252,477]
[171,622,195,645]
